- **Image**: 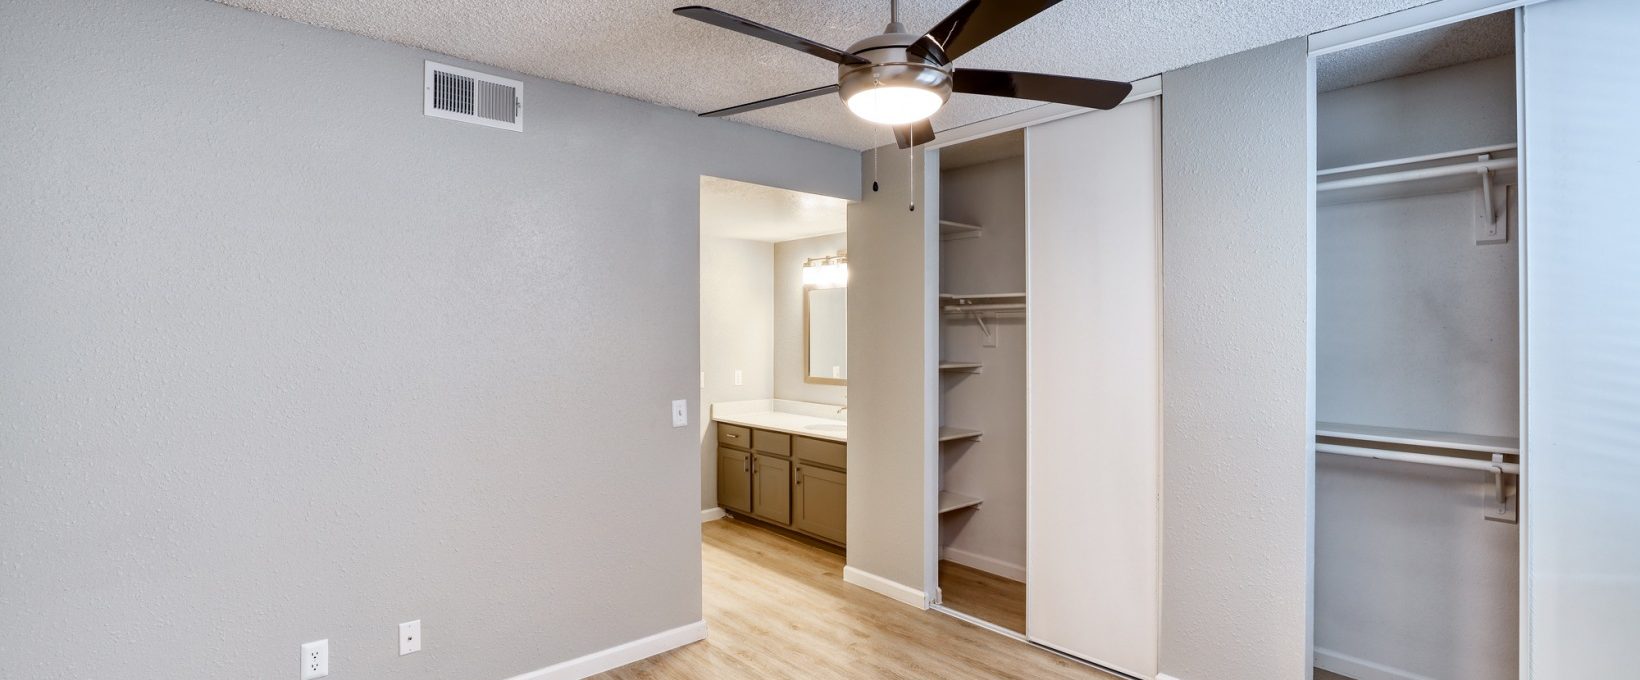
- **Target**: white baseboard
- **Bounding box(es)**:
[1315,647,1434,680]
[1158,674,1186,680]
[700,507,726,522]
[939,546,1027,582]
[503,620,707,680]
[842,565,928,609]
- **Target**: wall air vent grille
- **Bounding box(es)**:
[424,61,522,131]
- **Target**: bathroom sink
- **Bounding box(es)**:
[805,423,848,432]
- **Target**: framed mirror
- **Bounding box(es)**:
[805,286,847,384]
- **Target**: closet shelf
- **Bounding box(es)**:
[1317,422,1520,523]
[1316,144,1517,219]
[938,491,983,514]
[939,220,983,241]
[1316,422,1519,456]
[941,292,1026,314]
[939,427,983,443]
[939,361,984,373]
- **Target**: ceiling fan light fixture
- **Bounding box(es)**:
[845,85,944,125]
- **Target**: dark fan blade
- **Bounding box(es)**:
[892,120,936,149]
[915,0,1066,62]
[674,6,869,65]
[699,84,840,117]
[953,69,1133,110]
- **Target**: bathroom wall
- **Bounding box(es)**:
[0,2,859,678]
[937,156,1028,581]
[773,232,849,407]
[1314,55,1520,680]
[699,235,776,510]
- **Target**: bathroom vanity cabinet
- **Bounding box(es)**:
[716,422,846,546]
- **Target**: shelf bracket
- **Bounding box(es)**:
[1477,153,1497,226]
[1485,455,1519,524]
[972,312,996,347]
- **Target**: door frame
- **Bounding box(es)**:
[1306,0,1540,677]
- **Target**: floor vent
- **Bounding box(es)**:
[424,61,522,131]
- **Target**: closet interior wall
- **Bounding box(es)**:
[937,153,1028,585]
[1314,33,1520,680]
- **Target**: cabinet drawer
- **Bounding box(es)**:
[794,436,846,470]
[717,423,751,448]
[752,429,791,456]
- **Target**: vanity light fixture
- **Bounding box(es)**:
[802,253,849,289]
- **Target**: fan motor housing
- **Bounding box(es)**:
[837,31,952,107]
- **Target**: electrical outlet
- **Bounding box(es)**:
[300,639,329,679]
[671,399,688,428]
[399,620,422,656]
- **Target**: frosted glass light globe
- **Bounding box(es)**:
[845,86,943,125]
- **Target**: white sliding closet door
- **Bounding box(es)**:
[1520,0,1640,674]
[1026,97,1161,678]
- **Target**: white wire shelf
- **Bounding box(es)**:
[939,220,982,241]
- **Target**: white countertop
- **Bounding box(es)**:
[711,399,847,442]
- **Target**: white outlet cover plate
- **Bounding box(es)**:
[301,639,329,679]
[400,620,422,655]
[671,399,688,428]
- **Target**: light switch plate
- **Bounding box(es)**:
[300,639,329,679]
[733,369,743,386]
[671,399,688,428]
[399,620,421,656]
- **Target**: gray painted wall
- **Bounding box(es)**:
[699,236,775,510]
[1314,56,1519,680]
[0,2,857,679]
[1318,56,1516,170]
[846,145,939,594]
[937,157,1028,579]
[1159,38,1315,680]
[1521,0,1640,674]
[773,233,848,406]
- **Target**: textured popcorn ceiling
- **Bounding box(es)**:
[1317,11,1513,92]
[214,0,1435,149]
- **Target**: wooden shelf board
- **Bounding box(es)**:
[938,491,983,514]
[939,426,983,442]
[939,361,984,373]
[1316,421,1520,456]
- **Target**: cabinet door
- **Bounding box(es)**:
[751,453,791,525]
[716,447,751,514]
[795,465,846,544]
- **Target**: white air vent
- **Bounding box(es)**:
[424,61,522,131]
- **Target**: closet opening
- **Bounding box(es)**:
[1311,10,1522,680]
[932,129,1029,635]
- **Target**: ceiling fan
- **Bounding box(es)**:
[675,0,1133,149]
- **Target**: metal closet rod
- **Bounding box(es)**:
[1317,156,1517,192]
[1316,442,1520,474]
[942,303,1026,313]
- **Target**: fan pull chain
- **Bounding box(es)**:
[907,128,916,212]
[872,137,879,192]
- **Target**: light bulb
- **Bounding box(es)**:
[846,86,943,125]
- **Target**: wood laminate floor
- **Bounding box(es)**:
[938,559,1027,634]
[595,517,1116,680]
